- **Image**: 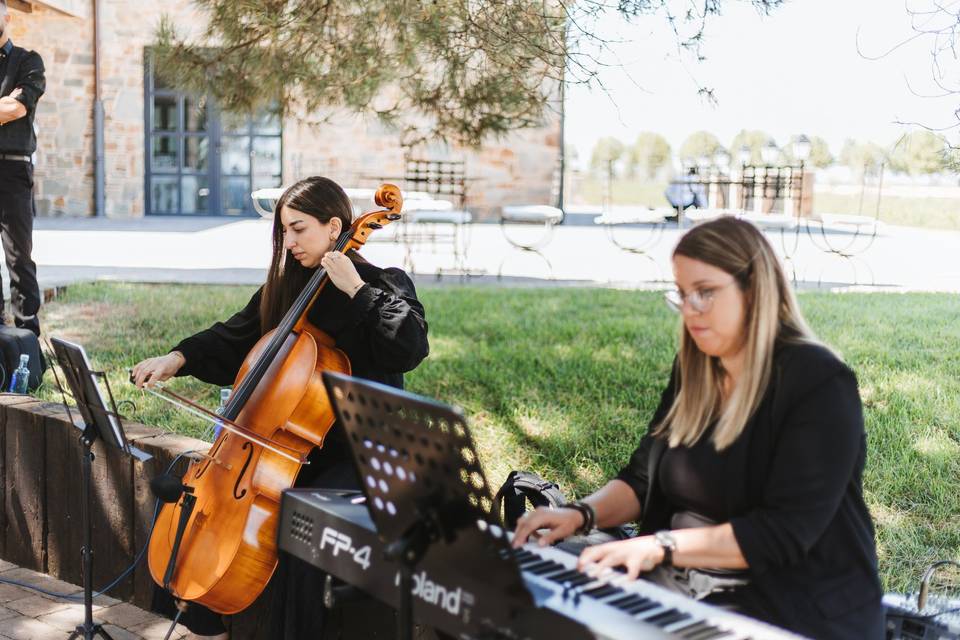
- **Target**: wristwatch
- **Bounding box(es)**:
[654,530,678,567]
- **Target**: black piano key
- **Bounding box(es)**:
[645,610,692,627]
[624,600,660,615]
[687,629,734,640]
[547,569,582,583]
[540,566,575,579]
[581,584,621,599]
[526,560,566,575]
[607,594,647,609]
[562,574,594,587]
[519,560,555,573]
[673,621,715,638]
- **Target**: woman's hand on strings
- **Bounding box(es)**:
[131,352,185,388]
[320,252,366,298]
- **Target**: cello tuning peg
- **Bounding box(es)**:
[386,214,402,221]
[366,222,383,230]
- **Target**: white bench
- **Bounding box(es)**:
[498,205,564,279]
[594,209,668,281]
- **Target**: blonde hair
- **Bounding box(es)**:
[658,217,818,450]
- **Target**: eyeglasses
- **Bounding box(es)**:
[664,280,738,314]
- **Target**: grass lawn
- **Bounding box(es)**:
[576,177,960,231]
[37,282,960,594]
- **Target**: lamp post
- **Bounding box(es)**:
[759,140,780,213]
[714,148,731,209]
[791,134,812,218]
[761,140,780,166]
[736,145,752,211]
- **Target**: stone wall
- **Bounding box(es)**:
[11,2,560,220]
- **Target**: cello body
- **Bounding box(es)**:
[147,185,403,613]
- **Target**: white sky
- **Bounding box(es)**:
[564,0,960,165]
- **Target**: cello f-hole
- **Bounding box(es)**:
[233,442,254,500]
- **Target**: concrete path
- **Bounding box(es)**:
[11,212,959,294]
[0,560,187,639]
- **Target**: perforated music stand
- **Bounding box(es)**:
[48,337,151,640]
[322,371,533,640]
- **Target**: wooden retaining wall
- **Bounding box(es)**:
[0,394,277,638]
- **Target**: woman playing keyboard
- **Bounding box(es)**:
[512,217,883,639]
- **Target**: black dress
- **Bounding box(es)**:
[615,342,884,639]
[158,261,429,637]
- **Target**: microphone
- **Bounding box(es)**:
[150,474,193,504]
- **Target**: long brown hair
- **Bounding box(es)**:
[657,217,819,450]
[259,176,360,332]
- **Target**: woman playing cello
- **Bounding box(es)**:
[132,176,429,639]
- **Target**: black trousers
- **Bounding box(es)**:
[0,159,40,336]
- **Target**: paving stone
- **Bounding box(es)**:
[36,602,108,632]
[4,594,73,618]
[64,589,122,608]
[0,568,78,599]
[0,582,36,604]
[0,615,68,640]
[0,561,16,573]
[102,623,144,640]
[0,605,19,622]
[97,601,158,630]
[128,617,189,639]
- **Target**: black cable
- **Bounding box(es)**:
[0,451,197,601]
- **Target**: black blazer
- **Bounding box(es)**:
[616,342,884,639]
[0,43,45,155]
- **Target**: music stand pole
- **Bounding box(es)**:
[384,522,434,640]
[68,425,113,640]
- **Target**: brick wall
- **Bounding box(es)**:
[10,1,560,220]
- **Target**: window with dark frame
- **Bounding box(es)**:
[144,55,283,216]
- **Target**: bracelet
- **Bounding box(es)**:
[349,281,366,297]
[564,501,596,535]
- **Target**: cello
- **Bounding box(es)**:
[145,184,403,613]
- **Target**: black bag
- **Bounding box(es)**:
[0,327,43,392]
[493,470,568,530]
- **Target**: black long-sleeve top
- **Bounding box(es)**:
[615,342,883,639]
[171,261,429,481]
[0,41,46,155]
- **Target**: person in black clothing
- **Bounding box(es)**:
[132,176,429,639]
[513,217,883,639]
[0,0,45,337]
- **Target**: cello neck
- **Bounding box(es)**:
[222,183,403,421]
[221,234,348,421]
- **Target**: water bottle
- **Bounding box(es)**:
[212,387,231,439]
[9,354,30,394]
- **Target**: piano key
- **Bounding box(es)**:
[624,600,660,615]
[608,594,648,609]
[522,560,559,574]
[646,610,693,627]
[581,583,621,599]
[547,569,583,583]
[686,629,735,640]
[672,621,717,638]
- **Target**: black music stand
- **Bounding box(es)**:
[48,337,151,640]
[322,371,535,640]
